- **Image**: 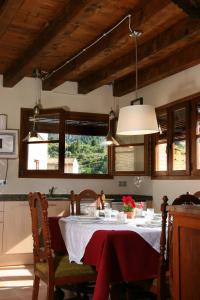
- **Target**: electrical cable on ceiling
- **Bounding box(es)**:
[43,14,134,81]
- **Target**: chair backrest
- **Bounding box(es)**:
[159,192,200,299]
[70,189,103,215]
[29,192,54,266]
[172,193,200,205]
[194,191,200,199]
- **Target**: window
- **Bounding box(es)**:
[154,110,168,175]
[19,108,112,178]
[114,134,149,175]
[152,93,200,178]
[191,98,200,176]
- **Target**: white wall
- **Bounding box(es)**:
[0,77,137,196]
[1,63,199,203]
[119,64,200,211]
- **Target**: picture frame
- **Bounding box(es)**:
[0,129,18,158]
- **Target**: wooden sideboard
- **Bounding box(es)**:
[168,205,200,300]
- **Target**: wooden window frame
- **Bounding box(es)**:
[152,92,200,179]
[113,136,150,176]
[152,108,168,177]
[191,97,200,176]
[19,108,113,179]
[168,102,190,176]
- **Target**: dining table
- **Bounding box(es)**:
[49,214,161,300]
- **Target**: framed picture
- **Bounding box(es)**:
[0,130,18,158]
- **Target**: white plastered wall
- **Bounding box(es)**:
[118,64,200,211]
[0,77,140,196]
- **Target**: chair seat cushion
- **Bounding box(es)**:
[36,255,96,278]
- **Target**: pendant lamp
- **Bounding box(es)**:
[23,69,44,142]
[106,109,119,146]
[117,31,159,135]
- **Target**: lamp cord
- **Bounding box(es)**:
[134,34,138,100]
[43,14,134,81]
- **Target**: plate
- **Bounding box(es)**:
[150,219,161,224]
[99,219,128,225]
[76,216,100,220]
[136,223,161,228]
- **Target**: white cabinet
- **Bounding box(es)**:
[3,201,32,254]
[1,200,70,255]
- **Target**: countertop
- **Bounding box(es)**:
[0,194,152,202]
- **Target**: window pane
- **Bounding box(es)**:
[28,113,60,134]
[155,112,167,172]
[116,135,144,144]
[157,113,167,142]
[28,141,59,170]
[155,143,167,171]
[196,104,200,135]
[115,146,144,172]
[173,140,186,170]
[64,135,108,174]
[197,137,200,169]
[173,107,186,140]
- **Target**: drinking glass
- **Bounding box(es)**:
[146,208,155,219]
[104,208,112,219]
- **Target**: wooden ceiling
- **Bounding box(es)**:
[0,0,200,97]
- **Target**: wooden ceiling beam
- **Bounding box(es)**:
[113,41,200,97]
[3,0,96,87]
[78,17,200,94]
[43,0,184,91]
[0,0,24,38]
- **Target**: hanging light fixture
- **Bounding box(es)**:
[117,30,159,135]
[23,69,44,142]
[106,109,119,146]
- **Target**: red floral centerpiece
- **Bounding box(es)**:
[122,195,136,218]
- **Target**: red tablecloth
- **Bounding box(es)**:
[48,217,159,300]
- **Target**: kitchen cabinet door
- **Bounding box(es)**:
[2,200,70,254]
[3,201,32,254]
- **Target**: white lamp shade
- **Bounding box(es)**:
[117,105,159,135]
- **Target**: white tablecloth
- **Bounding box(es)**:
[59,216,161,264]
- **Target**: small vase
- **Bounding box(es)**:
[125,211,135,219]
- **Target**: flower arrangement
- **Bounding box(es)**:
[122,196,136,212]
[138,202,144,209]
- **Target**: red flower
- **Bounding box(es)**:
[122,196,136,212]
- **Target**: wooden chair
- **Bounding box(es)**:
[70,189,104,215]
[172,192,200,205]
[158,193,200,300]
[194,191,200,199]
[29,192,96,300]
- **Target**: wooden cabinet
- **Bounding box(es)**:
[0,199,70,264]
[169,206,200,300]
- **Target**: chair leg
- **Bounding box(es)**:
[47,283,55,300]
[32,274,40,300]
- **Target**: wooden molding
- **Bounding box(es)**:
[113,41,200,97]
[43,0,183,90]
[0,0,24,38]
[3,0,96,87]
[78,17,200,94]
